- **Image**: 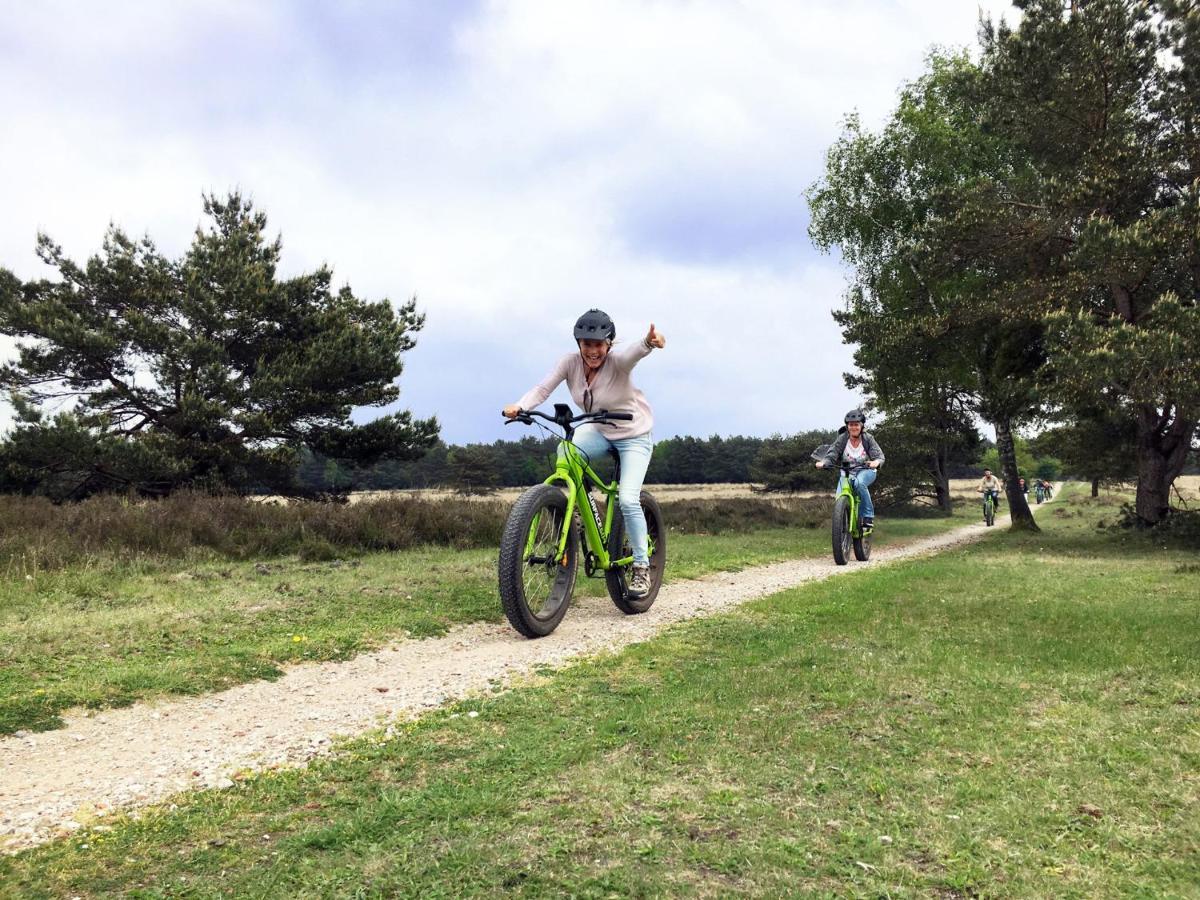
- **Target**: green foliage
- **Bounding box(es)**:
[807,50,1045,528]
[1032,405,1137,488]
[447,445,501,495]
[979,434,1061,483]
[1110,504,1200,548]
[0,492,509,572]
[746,422,971,510]
[0,193,437,498]
[296,434,773,492]
[748,430,836,492]
[664,497,827,532]
[808,0,1200,527]
[974,0,1200,522]
[647,434,765,484]
[0,490,878,574]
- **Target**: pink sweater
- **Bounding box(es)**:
[517,340,655,439]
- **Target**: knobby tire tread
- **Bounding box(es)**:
[498,485,578,638]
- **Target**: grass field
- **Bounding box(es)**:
[0,503,973,735]
[3,484,1197,896]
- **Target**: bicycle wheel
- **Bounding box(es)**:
[852,522,872,561]
[985,499,995,527]
[606,491,667,614]
[832,495,852,566]
[498,484,578,638]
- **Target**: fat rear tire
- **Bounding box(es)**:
[606,491,666,614]
[498,485,578,638]
[852,526,871,561]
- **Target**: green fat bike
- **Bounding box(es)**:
[498,404,666,638]
[982,490,997,527]
[813,445,871,566]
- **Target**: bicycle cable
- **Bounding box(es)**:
[524,417,596,470]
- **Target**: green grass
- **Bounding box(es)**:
[0,505,968,735]
[4,485,1196,896]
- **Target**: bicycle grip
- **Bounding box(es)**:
[603,412,633,421]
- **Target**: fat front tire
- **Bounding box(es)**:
[498,484,578,638]
[606,491,667,614]
[832,495,851,566]
[985,502,995,527]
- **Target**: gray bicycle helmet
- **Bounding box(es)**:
[844,408,866,424]
[574,309,615,342]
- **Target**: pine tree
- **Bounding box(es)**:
[0,193,438,498]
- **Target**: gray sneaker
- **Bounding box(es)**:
[628,565,651,598]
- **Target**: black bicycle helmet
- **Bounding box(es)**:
[844,408,866,424]
[574,308,615,342]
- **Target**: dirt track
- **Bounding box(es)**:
[0,493,1059,852]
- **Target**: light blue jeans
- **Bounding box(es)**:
[837,467,877,520]
[565,425,654,566]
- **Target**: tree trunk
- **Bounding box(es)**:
[995,418,1038,531]
[1091,478,1099,498]
[1133,404,1194,526]
[930,447,953,514]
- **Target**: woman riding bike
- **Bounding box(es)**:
[503,309,665,598]
[814,409,884,532]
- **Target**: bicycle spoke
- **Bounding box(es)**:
[522,507,562,617]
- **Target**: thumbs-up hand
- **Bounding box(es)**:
[646,323,666,349]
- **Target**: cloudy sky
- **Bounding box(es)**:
[0,0,1015,444]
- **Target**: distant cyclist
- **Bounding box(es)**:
[503,309,666,598]
[815,409,885,532]
[977,469,1002,516]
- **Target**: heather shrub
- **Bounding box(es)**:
[0,491,843,573]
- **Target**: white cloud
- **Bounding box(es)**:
[0,0,1016,441]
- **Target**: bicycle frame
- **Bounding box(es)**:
[837,468,863,536]
[523,437,637,571]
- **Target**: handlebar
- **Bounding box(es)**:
[503,403,633,435]
[812,443,877,474]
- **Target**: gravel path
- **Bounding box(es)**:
[0,496,1056,852]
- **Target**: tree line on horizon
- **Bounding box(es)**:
[297,427,1101,512]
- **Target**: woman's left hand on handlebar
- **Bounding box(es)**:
[646,323,666,349]
[502,404,521,419]
[868,461,881,469]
